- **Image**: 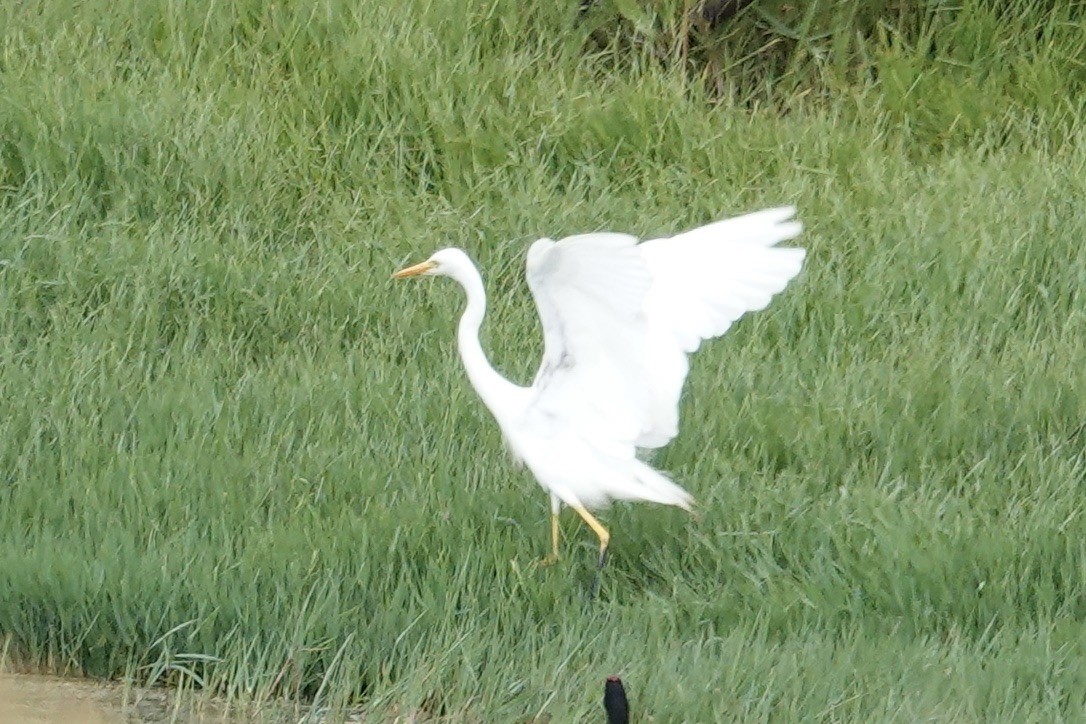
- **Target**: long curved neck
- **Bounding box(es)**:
[454,264,524,417]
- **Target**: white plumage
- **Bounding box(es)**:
[393,206,804,581]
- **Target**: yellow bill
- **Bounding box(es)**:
[392,260,437,279]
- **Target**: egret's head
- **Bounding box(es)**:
[392,248,472,280]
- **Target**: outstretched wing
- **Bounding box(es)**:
[525,231,655,452]
[522,207,804,501]
[637,206,805,447]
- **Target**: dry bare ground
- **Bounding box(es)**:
[0,673,235,723]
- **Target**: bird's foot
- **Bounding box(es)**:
[537,553,560,567]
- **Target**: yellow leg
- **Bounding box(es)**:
[539,512,561,566]
[569,507,612,568]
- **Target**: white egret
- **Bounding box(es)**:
[393,207,804,588]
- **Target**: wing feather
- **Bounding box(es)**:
[525,233,654,450]
[638,207,804,446]
[519,207,804,506]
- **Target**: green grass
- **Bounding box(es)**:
[2,0,1086,719]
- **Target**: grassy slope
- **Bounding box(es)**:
[2,0,1086,719]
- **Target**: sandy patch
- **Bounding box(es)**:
[0,673,204,723]
[0,673,129,723]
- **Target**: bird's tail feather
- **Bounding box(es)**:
[608,459,694,510]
